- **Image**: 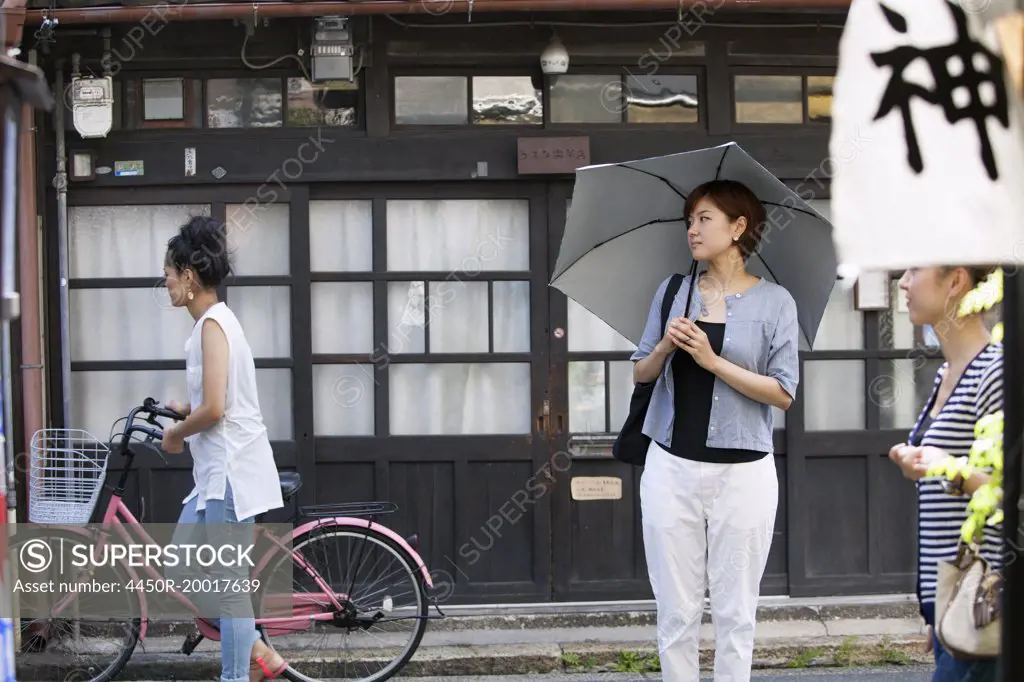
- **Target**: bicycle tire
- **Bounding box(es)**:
[257,524,430,682]
[8,528,141,682]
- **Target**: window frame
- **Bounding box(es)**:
[729,66,836,129]
[544,67,705,129]
[114,68,366,133]
[389,67,546,131]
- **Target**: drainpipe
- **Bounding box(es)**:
[1,70,19,530]
[17,48,42,515]
[53,59,70,432]
[23,0,852,25]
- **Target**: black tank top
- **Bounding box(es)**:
[657,321,768,464]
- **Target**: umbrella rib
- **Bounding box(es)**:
[614,164,688,200]
[714,145,730,181]
[760,200,820,218]
[551,216,683,281]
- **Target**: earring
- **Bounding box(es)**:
[187,290,195,301]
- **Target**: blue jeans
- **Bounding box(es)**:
[923,603,998,682]
[171,484,259,682]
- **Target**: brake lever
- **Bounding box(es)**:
[142,431,170,467]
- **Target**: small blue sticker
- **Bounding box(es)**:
[114,160,144,177]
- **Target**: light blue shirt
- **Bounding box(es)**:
[630,274,800,454]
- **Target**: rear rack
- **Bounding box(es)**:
[298,501,398,519]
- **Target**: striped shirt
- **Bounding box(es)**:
[909,343,1004,616]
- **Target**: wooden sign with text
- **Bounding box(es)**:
[517,136,591,175]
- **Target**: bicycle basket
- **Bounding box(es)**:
[28,429,111,524]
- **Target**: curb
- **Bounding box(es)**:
[15,633,931,680]
[133,599,921,637]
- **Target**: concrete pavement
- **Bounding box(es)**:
[15,595,934,680]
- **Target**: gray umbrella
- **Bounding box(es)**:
[550,141,837,350]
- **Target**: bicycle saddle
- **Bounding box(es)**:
[278,471,302,501]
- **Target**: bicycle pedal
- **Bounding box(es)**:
[180,631,204,656]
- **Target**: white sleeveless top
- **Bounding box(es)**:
[180,302,283,521]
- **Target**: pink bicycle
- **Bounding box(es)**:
[14,398,444,682]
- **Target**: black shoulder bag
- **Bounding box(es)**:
[611,272,686,466]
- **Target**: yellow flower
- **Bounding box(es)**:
[946,270,1004,543]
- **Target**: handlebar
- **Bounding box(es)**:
[118,397,186,456]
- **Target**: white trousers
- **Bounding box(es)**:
[640,441,778,682]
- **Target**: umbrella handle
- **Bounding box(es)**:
[683,260,699,321]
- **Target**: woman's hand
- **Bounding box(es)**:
[674,318,720,372]
[887,442,917,480]
[908,446,950,478]
[166,400,190,417]
[888,443,945,481]
[162,423,185,454]
[654,316,687,355]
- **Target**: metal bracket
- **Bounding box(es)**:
[0,293,20,321]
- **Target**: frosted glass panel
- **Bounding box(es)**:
[69,205,210,279]
[493,281,530,353]
[313,364,375,436]
[71,288,193,362]
[386,199,529,271]
[608,361,635,433]
[567,299,636,352]
[228,286,291,358]
[811,282,864,350]
[226,203,290,276]
[309,200,373,272]
[387,282,425,354]
[428,281,488,353]
[390,363,531,435]
[804,360,865,431]
[256,369,292,440]
[569,361,606,433]
[311,282,374,354]
[879,358,944,429]
[72,370,183,439]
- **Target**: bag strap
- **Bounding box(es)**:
[660,274,684,335]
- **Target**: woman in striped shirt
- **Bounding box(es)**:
[887,264,1003,682]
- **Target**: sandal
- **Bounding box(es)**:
[249,650,288,682]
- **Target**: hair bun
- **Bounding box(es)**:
[165,215,233,289]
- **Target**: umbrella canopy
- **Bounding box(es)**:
[550,141,838,350]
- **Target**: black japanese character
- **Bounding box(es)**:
[871,1,1009,180]
[553,149,564,160]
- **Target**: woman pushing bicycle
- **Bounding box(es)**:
[160,215,288,682]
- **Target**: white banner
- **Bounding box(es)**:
[830,0,1024,273]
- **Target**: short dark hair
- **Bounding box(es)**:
[684,180,766,261]
[165,215,232,289]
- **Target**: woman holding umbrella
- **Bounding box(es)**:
[631,179,800,681]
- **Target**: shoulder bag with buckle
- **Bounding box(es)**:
[611,273,684,466]
[934,539,1002,660]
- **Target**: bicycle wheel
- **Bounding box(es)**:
[256,524,430,682]
[9,529,141,682]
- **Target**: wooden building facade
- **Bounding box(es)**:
[10,1,941,604]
